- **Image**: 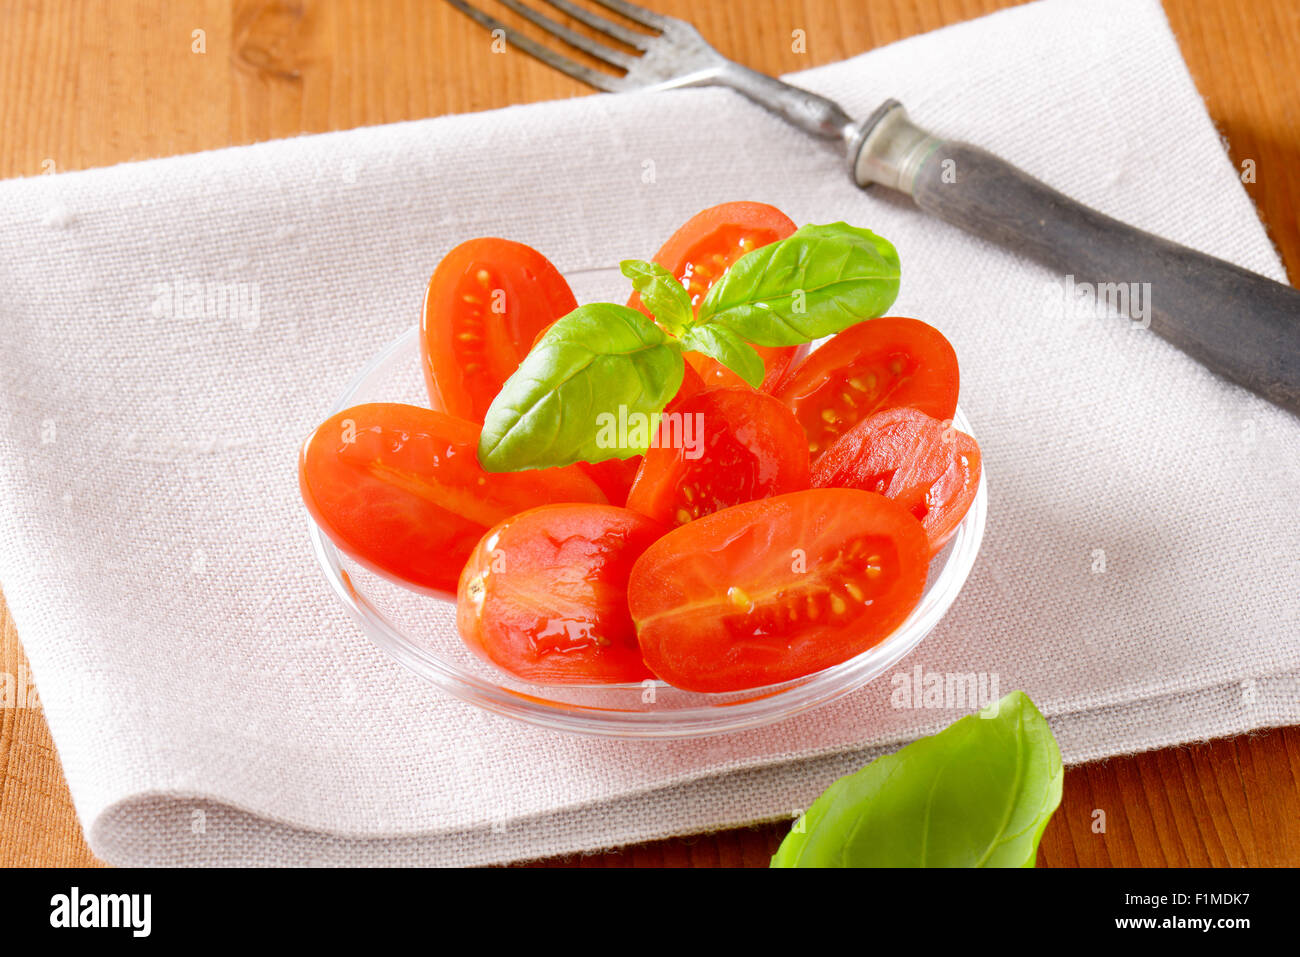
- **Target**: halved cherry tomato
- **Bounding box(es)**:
[812,407,981,556]
[625,388,810,527]
[457,504,663,684]
[299,403,606,599]
[629,201,806,392]
[629,489,930,693]
[774,317,959,460]
[421,238,577,423]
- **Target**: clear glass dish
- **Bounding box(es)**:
[306,326,988,738]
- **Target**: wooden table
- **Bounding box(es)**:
[2,0,1297,868]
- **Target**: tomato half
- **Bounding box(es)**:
[625,388,810,527]
[299,403,606,599]
[457,504,663,684]
[630,201,805,392]
[421,238,577,423]
[774,317,960,460]
[628,489,930,693]
[812,407,981,555]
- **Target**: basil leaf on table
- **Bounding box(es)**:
[771,691,1063,868]
[678,324,766,389]
[620,259,693,335]
[478,303,684,472]
[698,222,901,347]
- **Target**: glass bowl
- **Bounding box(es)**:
[306,326,987,738]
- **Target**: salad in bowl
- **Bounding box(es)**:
[299,202,984,732]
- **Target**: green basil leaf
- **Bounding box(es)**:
[679,324,766,389]
[478,303,684,472]
[620,259,692,334]
[697,222,901,347]
[771,691,1063,868]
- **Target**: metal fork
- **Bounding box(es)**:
[444,0,1300,415]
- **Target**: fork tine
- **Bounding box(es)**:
[587,0,668,30]
[539,0,652,51]
[443,0,627,92]
[497,0,637,70]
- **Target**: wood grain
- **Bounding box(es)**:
[2,0,1297,868]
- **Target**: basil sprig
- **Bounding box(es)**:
[620,259,692,335]
[677,324,765,389]
[477,223,899,472]
[771,691,1063,868]
[699,223,901,346]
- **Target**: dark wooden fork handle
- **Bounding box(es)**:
[854,102,1300,415]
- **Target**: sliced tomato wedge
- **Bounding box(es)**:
[299,403,606,599]
[421,238,577,423]
[628,489,930,693]
[457,504,663,684]
[812,407,981,555]
[625,387,810,527]
[774,317,960,460]
[630,201,805,392]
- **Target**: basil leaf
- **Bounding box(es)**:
[478,303,684,472]
[679,324,765,389]
[697,222,901,347]
[620,259,693,334]
[771,691,1063,868]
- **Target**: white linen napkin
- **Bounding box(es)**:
[2,0,1297,867]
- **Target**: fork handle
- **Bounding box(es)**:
[853,101,1300,415]
[718,62,858,143]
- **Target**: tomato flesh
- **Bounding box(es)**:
[631,201,804,392]
[812,407,981,555]
[626,387,810,527]
[628,489,930,693]
[457,504,662,684]
[299,403,606,599]
[774,317,959,460]
[421,238,577,423]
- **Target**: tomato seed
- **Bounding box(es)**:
[727,586,753,611]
